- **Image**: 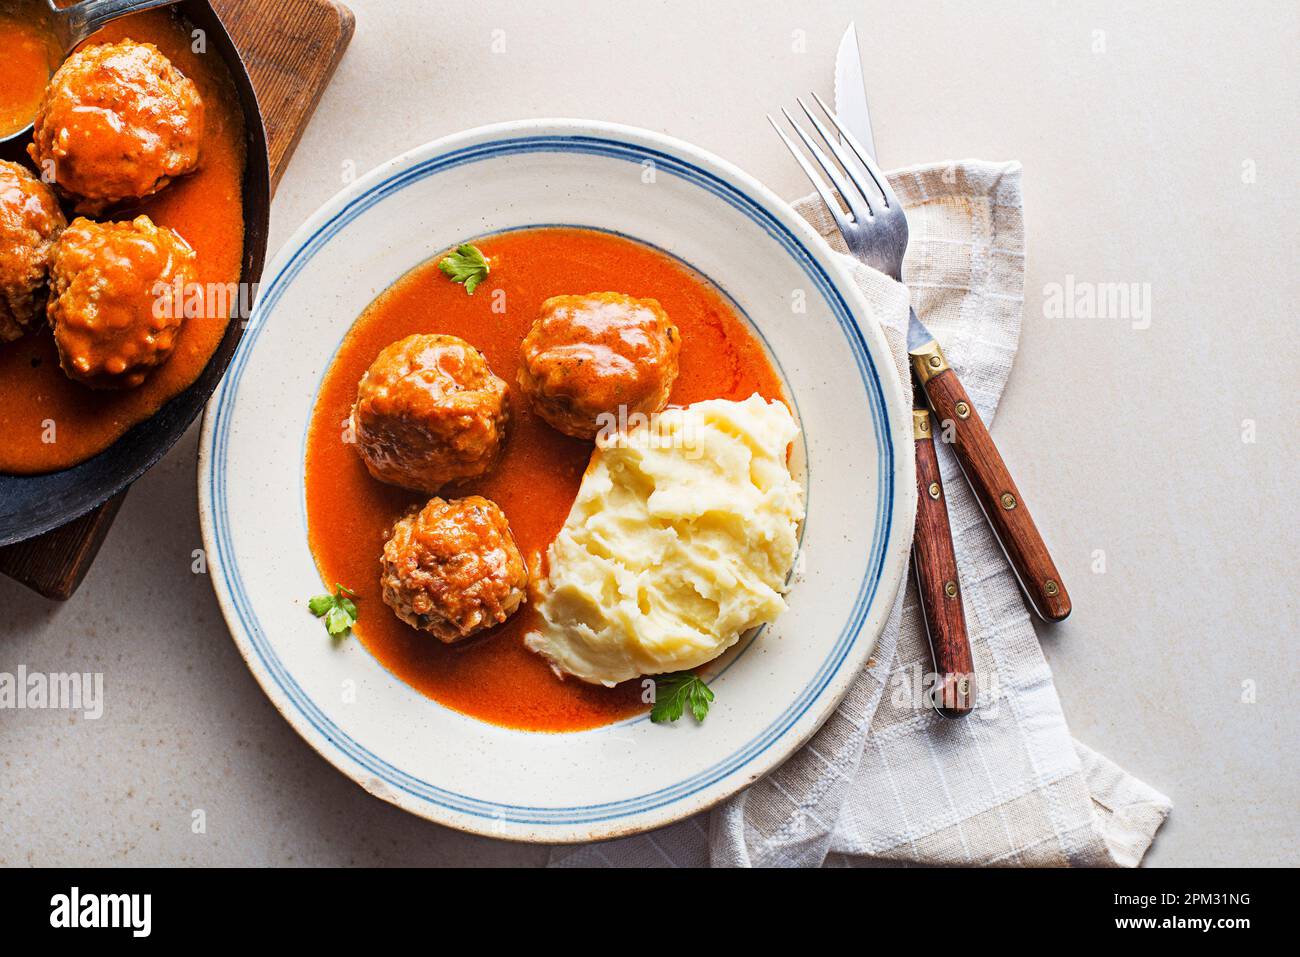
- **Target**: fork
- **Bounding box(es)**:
[770,94,1071,633]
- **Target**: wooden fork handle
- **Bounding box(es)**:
[911,342,1072,622]
[911,410,975,717]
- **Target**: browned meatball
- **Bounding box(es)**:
[28,39,204,214]
[350,334,510,493]
[47,215,196,390]
[380,496,528,642]
[518,292,680,439]
[0,160,65,342]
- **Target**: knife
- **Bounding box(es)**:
[835,22,1072,625]
[837,24,972,717]
[836,23,973,716]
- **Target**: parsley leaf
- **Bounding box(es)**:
[325,606,351,635]
[437,243,490,294]
[650,672,715,724]
[308,583,358,637]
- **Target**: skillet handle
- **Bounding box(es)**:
[911,341,1072,622]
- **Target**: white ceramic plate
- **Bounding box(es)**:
[198,119,915,843]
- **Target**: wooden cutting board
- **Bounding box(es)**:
[0,0,354,599]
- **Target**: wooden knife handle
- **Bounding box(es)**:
[912,342,1072,622]
[911,410,975,717]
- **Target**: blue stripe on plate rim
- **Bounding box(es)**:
[206,133,894,826]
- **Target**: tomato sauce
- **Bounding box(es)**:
[305,227,785,732]
[0,9,246,474]
[0,10,57,139]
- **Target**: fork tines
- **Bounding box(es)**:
[767,91,897,228]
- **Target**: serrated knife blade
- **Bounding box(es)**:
[833,21,877,164]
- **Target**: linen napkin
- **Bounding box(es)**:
[549,161,1171,867]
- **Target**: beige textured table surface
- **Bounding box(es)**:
[2,0,1296,867]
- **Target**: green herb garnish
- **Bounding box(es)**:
[437,243,490,294]
[650,672,715,724]
[308,583,358,637]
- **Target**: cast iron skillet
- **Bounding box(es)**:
[0,0,271,546]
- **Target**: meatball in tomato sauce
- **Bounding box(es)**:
[0,160,65,343]
[47,215,196,390]
[518,292,680,439]
[380,496,528,643]
[350,334,510,493]
[29,39,203,213]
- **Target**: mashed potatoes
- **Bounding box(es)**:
[526,394,805,686]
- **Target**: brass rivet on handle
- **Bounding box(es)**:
[1000,492,1017,510]
[955,401,970,419]
[944,580,958,598]
[1044,580,1059,597]
[928,482,941,500]
[957,677,971,697]
[928,355,942,369]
